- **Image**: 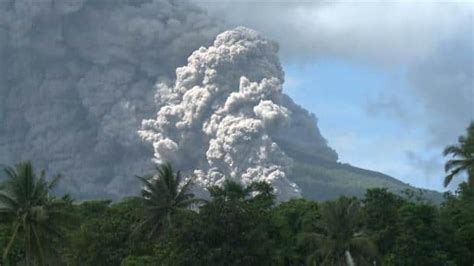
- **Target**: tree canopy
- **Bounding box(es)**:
[1,122,473,265]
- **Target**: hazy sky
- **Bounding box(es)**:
[194,0,474,191]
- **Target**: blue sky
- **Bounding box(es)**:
[283,59,448,191]
[197,1,473,192]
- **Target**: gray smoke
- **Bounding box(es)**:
[0,0,221,198]
[0,0,336,199]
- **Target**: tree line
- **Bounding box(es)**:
[0,122,473,266]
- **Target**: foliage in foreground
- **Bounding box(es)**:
[443,121,474,188]
[0,122,473,265]
[0,161,73,265]
[1,177,473,265]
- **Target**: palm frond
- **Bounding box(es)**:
[444,166,464,187]
[135,175,154,190]
[175,177,195,202]
[444,159,467,172]
[0,192,18,210]
[3,166,17,180]
[32,175,48,206]
[443,145,463,157]
[48,174,63,190]
[175,170,183,189]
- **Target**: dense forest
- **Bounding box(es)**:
[0,123,473,265]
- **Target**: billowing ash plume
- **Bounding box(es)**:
[0,0,337,199]
[140,27,330,200]
[0,0,220,198]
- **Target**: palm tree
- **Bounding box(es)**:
[133,163,200,239]
[208,179,275,208]
[299,197,377,266]
[207,179,250,201]
[443,121,474,188]
[0,161,66,265]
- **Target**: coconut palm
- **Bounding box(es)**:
[299,197,377,266]
[207,179,251,201]
[443,121,474,188]
[133,163,200,239]
[208,179,275,209]
[0,161,66,265]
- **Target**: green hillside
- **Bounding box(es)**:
[290,161,442,203]
[281,142,444,203]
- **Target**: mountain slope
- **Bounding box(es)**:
[284,145,444,203]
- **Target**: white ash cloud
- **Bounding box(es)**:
[140,27,305,200]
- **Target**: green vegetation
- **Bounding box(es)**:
[290,160,443,203]
[133,163,200,240]
[299,197,377,265]
[1,171,472,265]
[0,122,473,265]
[443,122,474,188]
[0,162,73,265]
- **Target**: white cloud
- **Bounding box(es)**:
[194,0,471,64]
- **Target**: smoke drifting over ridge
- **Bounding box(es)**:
[0,0,336,199]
